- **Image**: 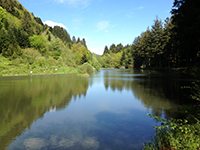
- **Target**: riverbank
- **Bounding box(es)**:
[0,64,79,77]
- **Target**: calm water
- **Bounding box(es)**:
[0,69,191,150]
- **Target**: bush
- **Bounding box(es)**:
[36,57,45,66]
[93,62,101,71]
[29,35,47,54]
[78,62,93,74]
[143,113,200,150]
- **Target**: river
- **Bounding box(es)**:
[0,69,191,150]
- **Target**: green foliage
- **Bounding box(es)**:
[29,35,47,54]
[52,26,71,45]
[71,43,91,65]
[34,17,43,25]
[23,48,41,65]
[78,62,93,75]
[190,80,200,101]
[0,0,21,19]
[0,6,6,28]
[49,38,61,59]
[143,112,200,150]
[0,27,9,54]
[93,62,101,71]
[48,34,51,41]
[103,46,109,55]
[91,56,101,71]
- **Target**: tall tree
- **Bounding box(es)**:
[72,36,76,44]
[81,38,87,49]
[77,37,80,43]
[171,0,200,67]
[162,17,177,68]
[103,46,109,55]
[116,43,123,53]
[110,44,116,53]
[151,17,164,67]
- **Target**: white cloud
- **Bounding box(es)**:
[105,30,108,33]
[96,21,109,31]
[44,20,68,30]
[90,47,103,55]
[137,6,144,10]
[55,0,89,8]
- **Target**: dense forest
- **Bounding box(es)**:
[102,0,200,74]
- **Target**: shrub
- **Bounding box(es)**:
[36,57,45,66]
[78,62,93,74]
[29,35,47,54]
[93,62,101,71]
[143,113,200,150]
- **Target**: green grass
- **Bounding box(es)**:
[0,55,79,76]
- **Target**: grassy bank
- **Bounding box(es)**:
[0,54,84,77]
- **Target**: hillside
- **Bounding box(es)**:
[0,0,101,76]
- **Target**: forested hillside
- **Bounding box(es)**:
[0,0,101,76]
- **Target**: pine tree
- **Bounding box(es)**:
[171,0,200,67]
[81,38,87,48]
[48,34,51,41]
[103,46,109,55]
[72,36,76,44]
[110,44,116,53]
[77,37,80,43]
[151,17,164,67]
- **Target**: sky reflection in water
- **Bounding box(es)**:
[0,69,184,150]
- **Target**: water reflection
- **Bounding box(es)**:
[0,74,89,149]
[0,70,191,150]
[102,69,189,118]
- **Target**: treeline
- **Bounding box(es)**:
[101,0,200,72]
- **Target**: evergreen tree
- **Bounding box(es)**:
[81,38,87,49]
[77,37,80,43]
[162,17,176,68]
[151,17,164,67]
[72,36,76,44]
[103,46,109,55]
[120,50,126,66]
[34,17,43,25]
[116,43,123,53]
[110,44,116,53]
[172,0,200,67]
[52,26,71,45]
[48,34,51,41]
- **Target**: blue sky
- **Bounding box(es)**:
[17,0,174,55]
